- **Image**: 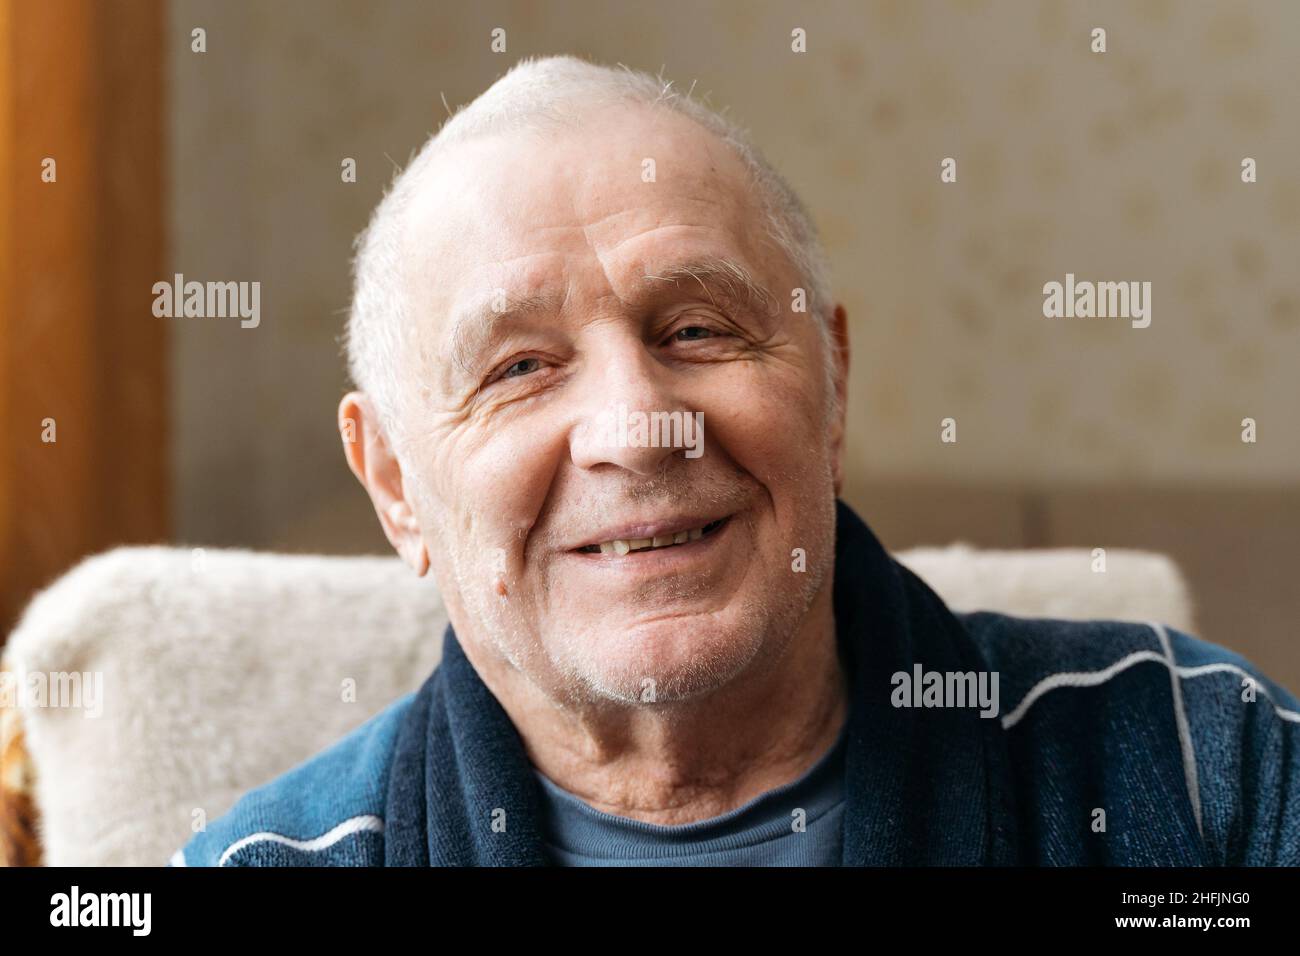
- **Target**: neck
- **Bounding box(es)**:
[457,582,847,825]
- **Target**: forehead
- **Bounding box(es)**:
[400,103,771,309]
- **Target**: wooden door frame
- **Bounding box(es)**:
[0,0,168,640]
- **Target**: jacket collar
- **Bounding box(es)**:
[832,499,1018,864]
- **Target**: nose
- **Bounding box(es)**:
[568,339,695,476]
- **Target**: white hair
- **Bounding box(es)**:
[345,55,837,445]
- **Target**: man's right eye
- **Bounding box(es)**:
[501,357,541,379]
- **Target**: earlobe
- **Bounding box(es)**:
[386,500,430,577]
[396,530,430,577]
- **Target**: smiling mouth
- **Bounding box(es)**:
[575,516,730,555]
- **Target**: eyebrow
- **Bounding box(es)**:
[445,255,780,386]
[642,255,780,319]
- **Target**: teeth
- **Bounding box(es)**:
[587,521,720,555]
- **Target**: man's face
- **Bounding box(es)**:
[391,103,844,705]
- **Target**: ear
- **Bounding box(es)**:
[339,392,429,576]
[828,304,851,496]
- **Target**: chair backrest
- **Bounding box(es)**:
[0,542,1193,866]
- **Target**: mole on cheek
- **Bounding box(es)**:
[495,577,509,598]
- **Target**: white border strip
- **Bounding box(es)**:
[1000,649,1166,730]
[1176,662,1300,723]
[1000,628,1300,841]
[1151,621,1203,837]
[218,814,384,867]
[1003,650,1300,730]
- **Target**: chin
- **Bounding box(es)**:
[555,607,774,705]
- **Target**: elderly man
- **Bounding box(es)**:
[174,56,1299,867]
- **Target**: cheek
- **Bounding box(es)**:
[701,363,833,492]
[417,419,565,561]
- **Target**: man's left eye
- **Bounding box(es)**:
[672,326,715,341]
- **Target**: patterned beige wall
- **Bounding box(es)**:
[169,0,1300,549]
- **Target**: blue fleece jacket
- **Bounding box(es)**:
[171,501,1300,866]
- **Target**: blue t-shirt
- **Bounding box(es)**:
[532,724,848,866]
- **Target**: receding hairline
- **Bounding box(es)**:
[388,92,765,265]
